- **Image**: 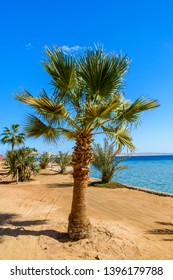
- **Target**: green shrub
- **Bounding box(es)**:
[5,147,40,182]
[54,151,71,174]
[92,138,128,183]
[39,152,52,169]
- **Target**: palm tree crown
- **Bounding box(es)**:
[0,124,26,151]
[16,46,159,240]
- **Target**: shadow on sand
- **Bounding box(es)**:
[40,172,58,176]
[0,181,16,184]
[146,221,173,241]
[0,213,18,225]
[48,182,73,188]
[0,213,70,243]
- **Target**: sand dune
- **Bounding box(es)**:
[0,169,172,260]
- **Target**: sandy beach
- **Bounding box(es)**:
[0,169,172,260]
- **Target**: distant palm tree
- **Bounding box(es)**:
[92,138,128,183]
[54,151,72,174]
[16,46,159,240]
[39,152,52,169]
[0,124,26,151]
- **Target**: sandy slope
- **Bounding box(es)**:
[0,169,172,260]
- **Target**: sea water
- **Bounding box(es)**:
[90,155,173,195]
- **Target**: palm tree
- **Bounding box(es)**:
[92,138,128,183]
[54,151,72,174]
[39,152,53,169]
[16,46,159,240]
[0,124,25,151]
[5,147,40,182]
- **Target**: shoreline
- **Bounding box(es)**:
[1,164,173,197]
[119,182,173,197]
[90,177,173,197]
[0,169,173,260]
[119,153,173,156]
[91,154,173,196]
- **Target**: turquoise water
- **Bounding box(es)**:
[90,155,173,195]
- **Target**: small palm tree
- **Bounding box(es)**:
[39,152,52,169]
[92,138,128,183]
[54,151,72,174]
[16,46,159,240]
[0,124,25,151]
[5,147,40,182]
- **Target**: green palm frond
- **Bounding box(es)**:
[42,46,76,94]
[77,48,130,100]
[16,90,68,122]
[83,95,120,127]
[23,114,60,143]
[114,126,135,151]
[102,125,135,151]
[117,97,159,124]
[61,129,78,140]
[16,89,79,129]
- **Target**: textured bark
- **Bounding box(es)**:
[68,131,93,240]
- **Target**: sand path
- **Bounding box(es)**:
[0,169,172,260]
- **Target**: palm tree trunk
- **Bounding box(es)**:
[12,142,15,152]
[68,131,93,240]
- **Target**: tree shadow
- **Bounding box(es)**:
[0,213,18,225]
[0,213,47,227]
[0,227,70,242]
[8,220,47,227]
[0,180,16,184]
[40,172,58,176]
[48,182,73,188]
[0,212,71,243]
[155,221,173,227]
[146,221,173,241]
[147,228,173,235]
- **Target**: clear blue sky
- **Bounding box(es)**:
[0,0,173,154]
